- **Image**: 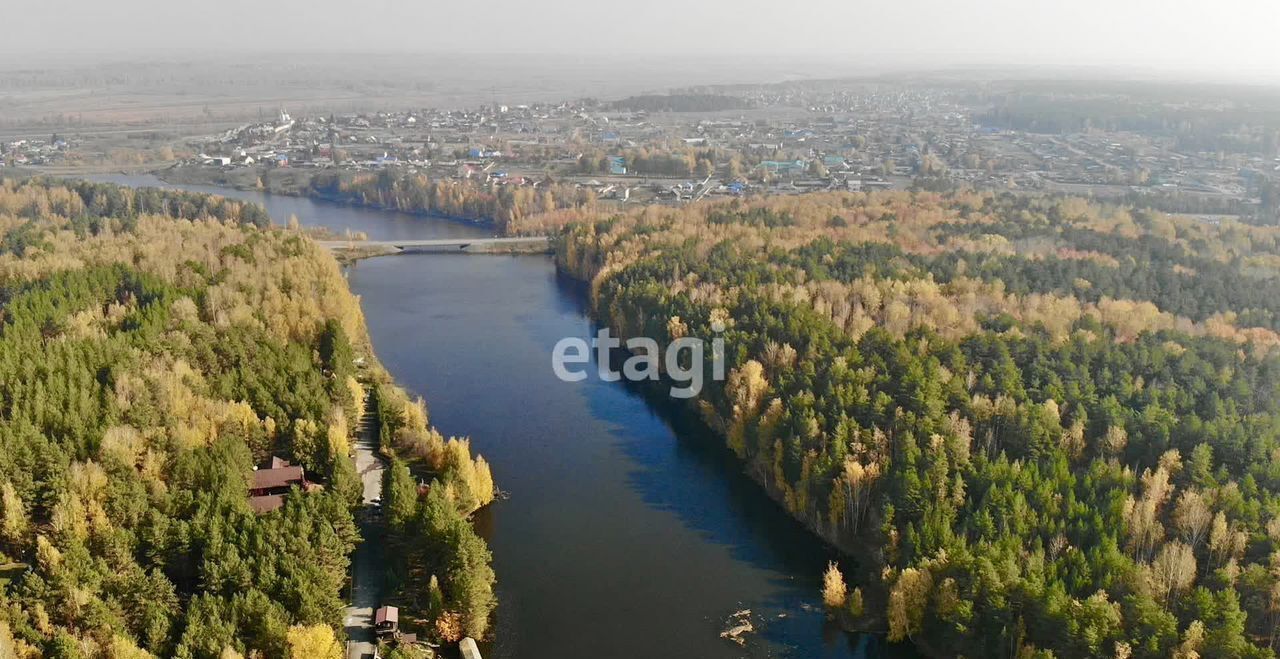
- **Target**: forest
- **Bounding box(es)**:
[558,190,1280,658]
[307,169,597,235]
[0,177,494,658]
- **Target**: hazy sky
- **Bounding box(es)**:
[9,0,1280,80]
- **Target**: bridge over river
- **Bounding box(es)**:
[319,236,551,259]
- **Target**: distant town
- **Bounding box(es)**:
[5,78,1280,224]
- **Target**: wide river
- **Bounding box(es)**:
[89,174,909,659]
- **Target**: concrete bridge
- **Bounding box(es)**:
[319,236,551,259]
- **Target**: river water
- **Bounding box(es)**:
[87,173,908,659]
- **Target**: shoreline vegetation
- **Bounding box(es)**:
[156,164,599,236]
[556,190,1280,658]
[0,177,495,658]
[370,379,497,646]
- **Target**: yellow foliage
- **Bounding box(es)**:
[822,562,847,609]
[284,624,342,659]
[1173,620,1205,659]
[346,376,366,419]
[0,482,28,547]
[101,426,146,467]
[887,567,933,642]
[0,620,17,659]
[327,409,351,460]
[474,456,496,507]
[35,535,62,573]
[107,635,156,659]
[725,360,768,458]
[401,396,429,433]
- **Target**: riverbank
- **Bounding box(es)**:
[76,172,906,659]
[156,164,504,232]
[553,263,899,642]
[618,366,896,638]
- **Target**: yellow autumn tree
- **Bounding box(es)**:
[326,409,351,462]
[0,620,21,659]
[100,426,145,468]
[0,482,28,548]
[285,625,341,659]
[724,360,768,457]
[108,635,155,659]
[822,562,848,609]
[887,567,933,642]
[35,535,62,573]
[346,377,366,420]
[473,455,495,507]
[1173,620,1205,659]
[1208,512,1247,569]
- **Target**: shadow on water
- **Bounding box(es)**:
[554,272,835,572]
[555,273,918,659]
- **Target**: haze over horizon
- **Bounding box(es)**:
[6,0,1280,83]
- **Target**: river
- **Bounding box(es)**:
[86,173,909,659]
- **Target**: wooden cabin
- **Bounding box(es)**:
[248,458,308,514]
[374,605,399,636]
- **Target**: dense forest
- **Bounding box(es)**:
[0,177,494,658]
[558,190,1280,658]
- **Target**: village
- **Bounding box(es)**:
[74,80,1268,223]
[5,79,1277,223]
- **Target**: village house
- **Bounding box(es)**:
[374,606,399,637]
[248,457,308,514]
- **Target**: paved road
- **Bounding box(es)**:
[345,399,386,659]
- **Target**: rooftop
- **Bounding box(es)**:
[251,465,305,491]
[248,495,286,514]
[375,606,399,625]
